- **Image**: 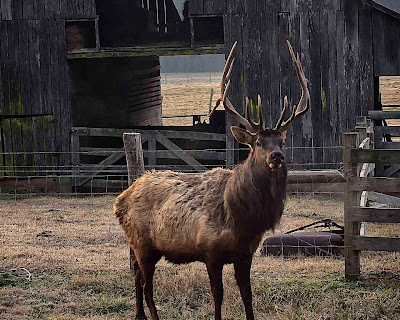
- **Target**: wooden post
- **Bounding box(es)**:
[123,133,145,271]
[342,132,361,280]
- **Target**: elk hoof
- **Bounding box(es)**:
[135,315,147,320]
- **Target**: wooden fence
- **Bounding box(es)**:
[343,129,400,279]
[70,127,231,188]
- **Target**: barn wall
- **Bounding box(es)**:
[0,0,97,176]
[0,0,96,20]
[191,0,400,168]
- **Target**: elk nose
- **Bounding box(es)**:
[271,152,285,163]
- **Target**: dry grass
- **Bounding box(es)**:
[161,73,221,126]
[1,195,400,320]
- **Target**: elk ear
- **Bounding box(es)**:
[230,126,255,146]
[280,130,287,141]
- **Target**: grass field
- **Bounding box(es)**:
[1,194,400,320]
[1,75,400,319]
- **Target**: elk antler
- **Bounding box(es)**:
[245,96,264,132]
[208,42,259,132]
[274,41,310,132]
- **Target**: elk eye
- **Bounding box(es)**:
[256,141,261,147]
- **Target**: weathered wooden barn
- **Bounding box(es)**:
[0,0,400,182]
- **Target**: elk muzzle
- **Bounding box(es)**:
[267,151,285,170]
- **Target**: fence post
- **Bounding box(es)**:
[123,133,145,271]
[342,132,361,280]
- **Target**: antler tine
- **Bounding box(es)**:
[246,97,259,131]
[208,41,256,132]
[275,41,310,133]
[274,95,289,130]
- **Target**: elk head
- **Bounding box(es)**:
[209,41,310,171]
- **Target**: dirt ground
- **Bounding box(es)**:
[380,76,400,106]
[1,194,400,320]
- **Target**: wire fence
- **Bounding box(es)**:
[3,146,400,319]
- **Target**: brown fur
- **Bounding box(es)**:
[114,128,287,320]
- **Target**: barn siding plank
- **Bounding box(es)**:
[299,10,313,165]
[279,13,293,163]
[328,10,340,165]
[8,20,20,115]
[289,11,304,165]
[1,0,12,20]
[372,10,385,76]
[269,12,281,129]
[49,20,62,167]
[227,0,243,15]
[57,20,71,166]
[224,14,244,114]
[204,0,225,15]
[309,10,322,164]
[243,13,262,121]
[21,117,34,176]
[1,119,14,175]
[336,10,346,135]
[260,11,273,128]
[29,20,43,115]
[10,117,23,173]
[383,14,399,76]
[40,20,51,115]
[189,0,204,15]
[11,0,22,20]
[18,20,31,115]
[358,5,374,116]
[244,0,257,14]
[0,21,10,115]
[321,10,331,166]
[344,0,360,130]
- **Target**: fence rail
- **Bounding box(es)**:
[343,128,400,279]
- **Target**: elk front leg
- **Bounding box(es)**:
[133,260,147,320]
[205,258,224,320]
[234,257,254,320]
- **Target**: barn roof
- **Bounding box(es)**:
[362,0,400,19]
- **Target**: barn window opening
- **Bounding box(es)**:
[191,16,224,46]
[66,20,98,52]
[160,54,225,126]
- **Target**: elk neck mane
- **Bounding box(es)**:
[224,152,287,235]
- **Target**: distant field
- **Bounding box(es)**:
[161,73,400,126]
[161,73,220,126]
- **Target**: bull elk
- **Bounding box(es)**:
[114,41,310,320]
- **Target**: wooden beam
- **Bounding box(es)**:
[67,44,224,59]
[349,177,400,192]
[351,149,400,165]
[349,206,400,223]
[368,110,400,120]
[352,236,400,252]
[367,191,400,207]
